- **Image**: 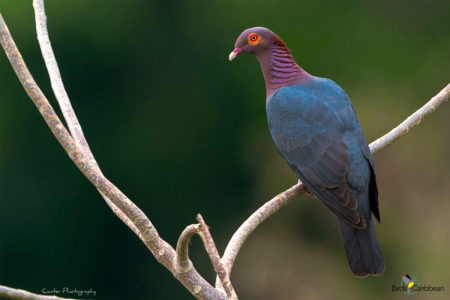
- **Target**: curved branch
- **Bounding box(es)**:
[176,224,200,273]
[0,285,78,300]
[220,182,305,278]
[0,14,226,300]
[219,83,449,282]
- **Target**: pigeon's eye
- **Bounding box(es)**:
[248,33,261,45]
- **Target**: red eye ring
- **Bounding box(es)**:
[248,33,261,45]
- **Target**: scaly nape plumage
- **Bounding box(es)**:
[229,27,311,98]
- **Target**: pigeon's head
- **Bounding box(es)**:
[229,27,279,61]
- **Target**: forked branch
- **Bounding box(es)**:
[0,12,226,300]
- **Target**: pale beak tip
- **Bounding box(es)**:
[228,48,241,61]
[229,51,236,61]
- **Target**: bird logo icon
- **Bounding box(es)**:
[402,275,420,295]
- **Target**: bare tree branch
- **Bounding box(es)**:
[197,214,238,300]
[0,13,226,300]
[31,1,230,298]
[31,1,230,297]
[219,83,449,282]
[0,285,78,300]
[102,193,143,241]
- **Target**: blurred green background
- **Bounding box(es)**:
[1,1,449,299]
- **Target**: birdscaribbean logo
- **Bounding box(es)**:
[391,274,445,295]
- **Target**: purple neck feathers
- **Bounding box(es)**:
[256,37,310,99]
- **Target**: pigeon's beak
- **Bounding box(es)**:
[229,48,242,61]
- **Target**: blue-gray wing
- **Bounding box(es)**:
[267,83,366,228]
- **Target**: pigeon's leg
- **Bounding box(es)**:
[298,179,314,197]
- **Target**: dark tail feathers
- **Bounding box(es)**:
[338,218,385,277]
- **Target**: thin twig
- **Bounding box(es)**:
[0,14,226,300]
[32,0,140,245]
[219,83,449,283]
[0,285,78,300]
[176,224,200,273]
[197,214,238,300]
[33,0,91,154]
